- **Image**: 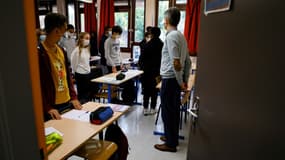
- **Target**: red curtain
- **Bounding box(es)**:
[99,0,114,40]
[84,2,97,33]
[184,0,201,56]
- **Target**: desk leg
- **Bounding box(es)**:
[107,84,111,103]
[133,78,142,105]
[99,131,103,140]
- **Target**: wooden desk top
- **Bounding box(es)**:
[91,69,143,85]
[46,102,129,160]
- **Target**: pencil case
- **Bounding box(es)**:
[90,106,114,124]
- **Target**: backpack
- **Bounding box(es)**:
[105,124,129,160]
[121,80,136,105]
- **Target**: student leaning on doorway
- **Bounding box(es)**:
[38,13,82,121]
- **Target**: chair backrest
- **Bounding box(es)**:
[105,124,129,160]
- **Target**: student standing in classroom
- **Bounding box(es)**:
[70,32,92,103]
[154,7,191,152]
[38,13,82,121]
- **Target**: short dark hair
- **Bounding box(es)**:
[150,27,161,38]
[104,26,111,32]
[146,26,152,33]
[112,25,123,35]
[67,24,74,30]
[44,13,66,34]
[164,7,181,27]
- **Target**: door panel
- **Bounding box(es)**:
[187,0,285,160]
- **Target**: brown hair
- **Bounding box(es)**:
[77,32,90,55]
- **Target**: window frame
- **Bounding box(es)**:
[115,5,131,52]
[114,0,146,53]
[155,0,187,29]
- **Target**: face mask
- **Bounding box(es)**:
[146,37,151,42]
[108,31,112,37]
[39,35,46,42]
[66,32,75,38]
[82,39,90,46]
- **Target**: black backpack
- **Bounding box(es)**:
[105,124,129,160]
[121,80,136,105]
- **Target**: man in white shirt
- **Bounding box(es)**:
[104,25,123,73]
[154,7,191,153]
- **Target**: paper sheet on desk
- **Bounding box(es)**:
[61,109,90,122]
[109,104,129,112]
[45,127,64,136]
[100,77,116,82]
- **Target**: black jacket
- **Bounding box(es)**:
[139,37,163,76]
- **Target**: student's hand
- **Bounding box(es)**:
[48,109,61,120]
[71,99,82,110]
[112,66,117,73]
[173,59,182,71]
[181,82,187,91]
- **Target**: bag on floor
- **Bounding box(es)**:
[121,80,136,105]
[105,123,129,160]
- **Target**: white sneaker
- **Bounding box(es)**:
[150,109,157,115]
[143,109,149,116]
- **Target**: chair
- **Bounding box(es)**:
[155,73,196,129]
[93,84,119,103]
[74,139,117,160]
[154,90,191,130]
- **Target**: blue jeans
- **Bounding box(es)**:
[160,78,181,148]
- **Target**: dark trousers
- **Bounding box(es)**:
[75,72,91,103]
[160,78,181,148]
[141,73,159,109]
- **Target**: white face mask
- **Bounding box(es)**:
[108,31,112,37]
[39,35,46,42]
[146,37,151,42]
[82,39,90,46]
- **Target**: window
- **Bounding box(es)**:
[39,15,45,29]
[176,0,187,4]
[115,0,145,51]
[157,0,169,41]
[115,0,130,49]
[79,3,85,32]
[134,0,145,42]
[80,13,85,32]
[52,5,58,13]
[156,0,187,39]
[115,12,129,48]
[68,4,75,27]
[177,10,186,34]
